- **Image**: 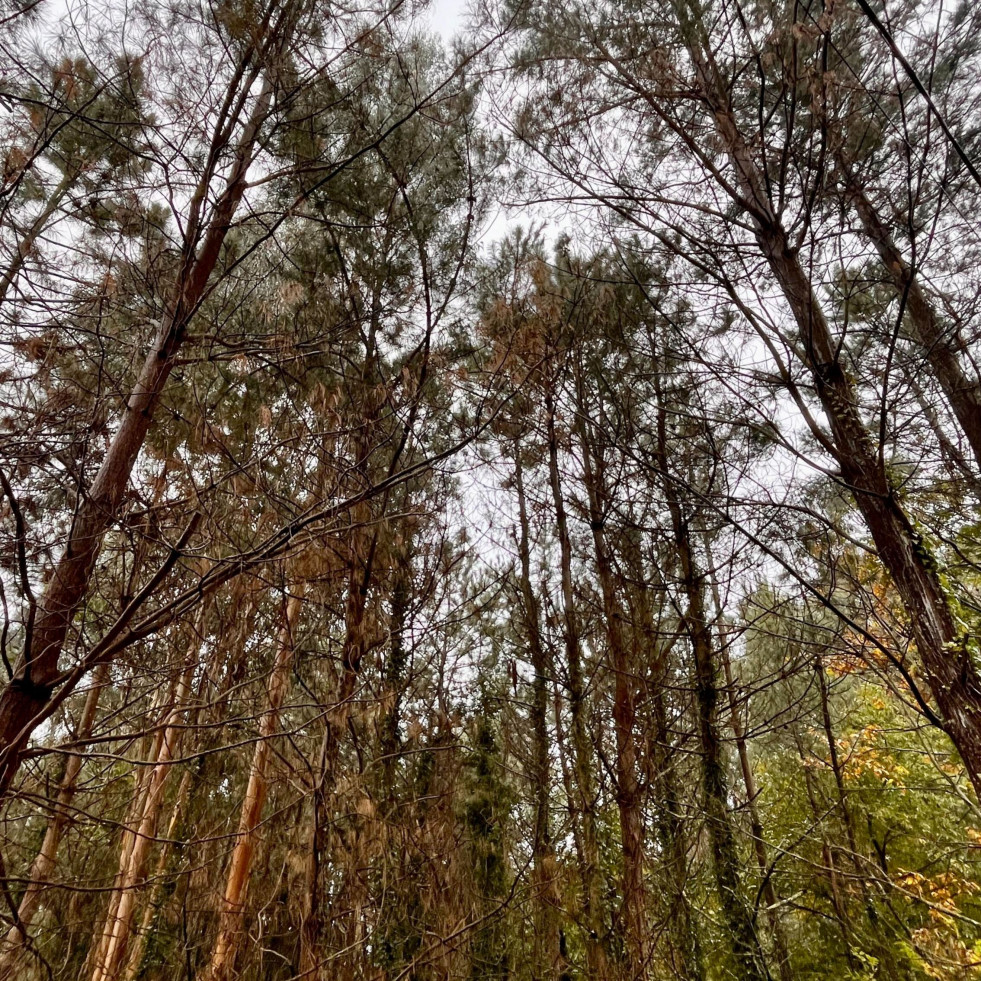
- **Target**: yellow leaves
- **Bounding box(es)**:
[894,869,981,976]
[888,871,981,979]
[833,724,910,785]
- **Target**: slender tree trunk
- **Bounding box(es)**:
[121,766,194,981]
[513,449,562,981]
[842,165,981,474]
[544,387,609,981]
[719,641,792,981]
[205,585,304,981]
[675,532,768,981]
[813,655,862,869]
[576,424,649,981]
[648,673,703,981]
[622,535,703,981]
[791,725,856,964]
[812,653,907,980]
[88,614,208,981]
[698,534,791,981]
[380,545,411,810]
[300,528,376,978]
[648,371,769,981]
[0,169,73,305]
[904,367,981,494]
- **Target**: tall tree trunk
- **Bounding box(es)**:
[813,653,905,979]
[647,671,703,981]
[513,448,563,981]
[88,612,208,981]
[121,766,194,981]
[841,164,981,475]
[300,531,376,979]
[380,542,411,811]
[719,638,792,981]
[677,529,769,981]
[699,536,792,981]
[791,725,857,964]
[205,585,304,981]
[622,534,703,981]
[677,9,981,799]
[544,387,609,981]
[575,412,649,981]
[649,372,769,981]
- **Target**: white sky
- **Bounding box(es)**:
[423,0,468,41]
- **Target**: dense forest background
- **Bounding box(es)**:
[1,0,981,978]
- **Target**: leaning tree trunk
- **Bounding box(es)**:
[0,34,280,801]
[841,162,981,476]
[675,7,981,800]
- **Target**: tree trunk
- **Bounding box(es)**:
[680,15,981,799]
[575,418,649,981]
[544,387,610,981]
[300,530,376,978]
[121,767,194,981]
[88,613,208,981]
[842,166,981,475]
[0,58,276,802]
[648,366,769,981]
[679,532,769,981]
[622,533,703,981]
[205,586,304,981]
[669,514,767,981]
[0,664,107,978]
[514,448,563,981]
[699,533,791,981]
[719,639,792,981]
[791,725,857,964]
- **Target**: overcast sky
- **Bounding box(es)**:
[424,0,468,40]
